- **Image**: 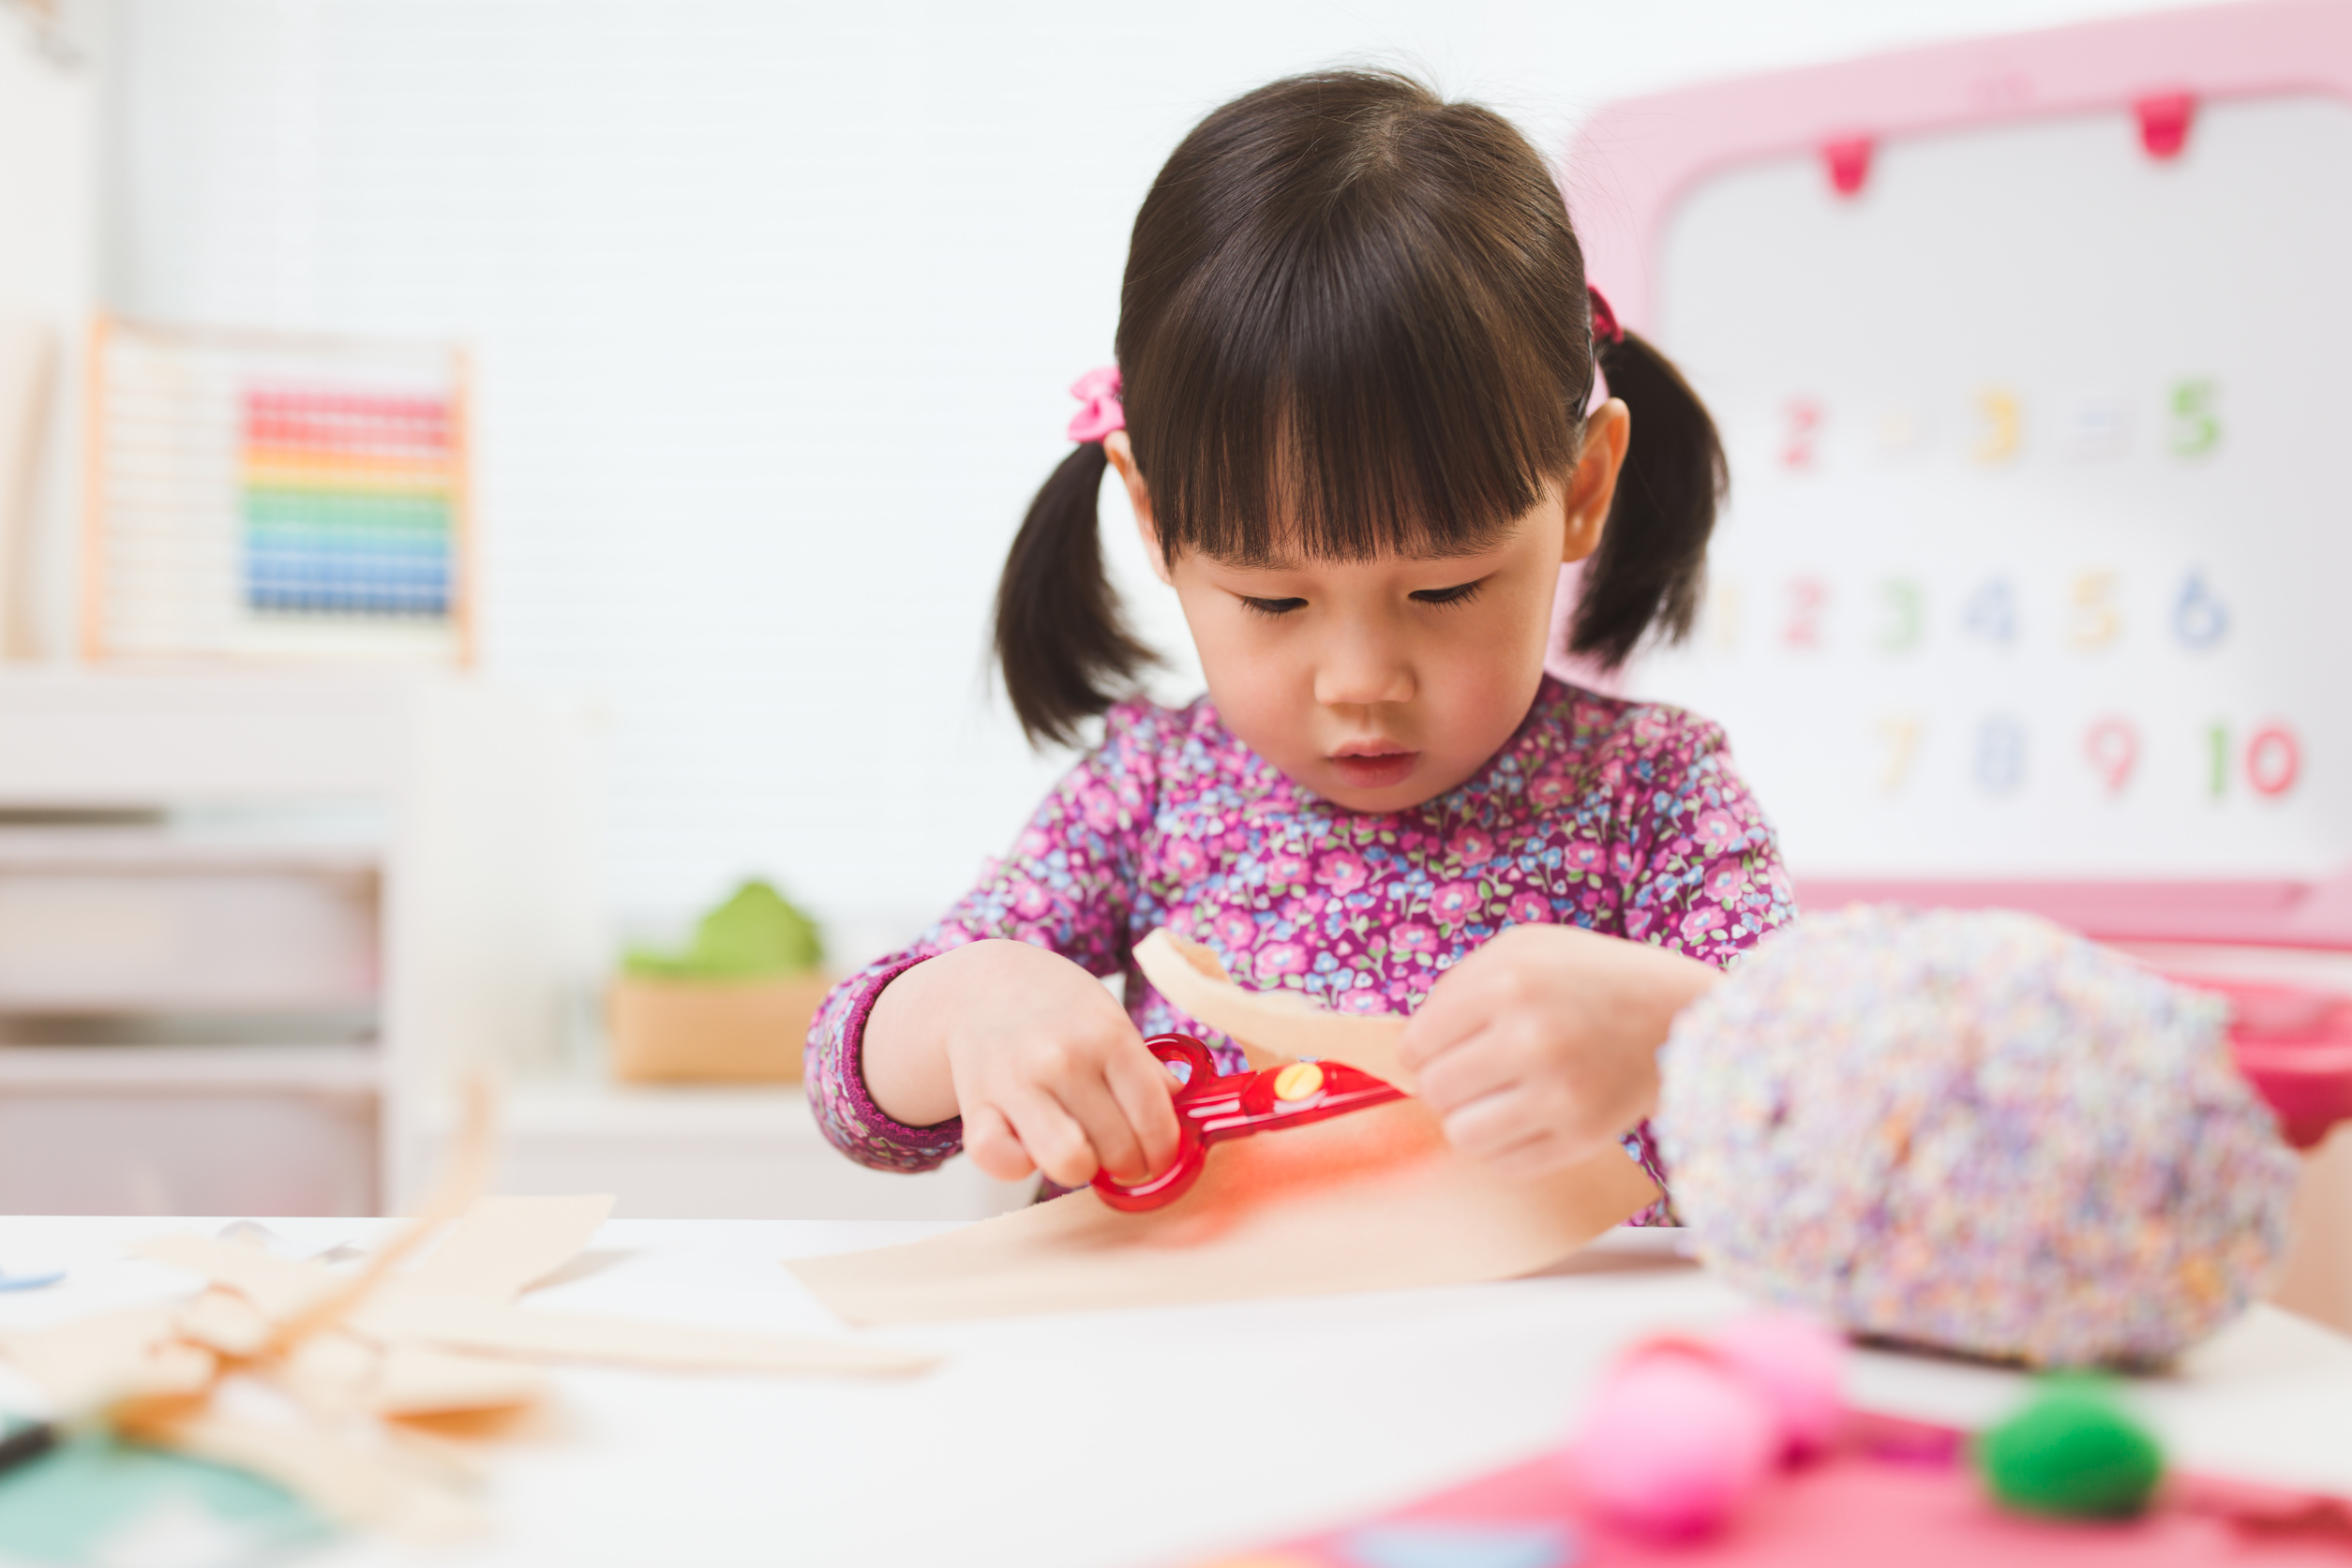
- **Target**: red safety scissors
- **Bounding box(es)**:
[1092,1033,1406,1212]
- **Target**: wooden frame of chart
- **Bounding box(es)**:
[1563,0,2352,948]
[82,317,476,666]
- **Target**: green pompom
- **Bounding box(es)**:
[1975,1379,2165,1519]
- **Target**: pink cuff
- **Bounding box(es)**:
[838,957,965,1145]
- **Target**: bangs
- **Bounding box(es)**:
[1121,81,1596,566]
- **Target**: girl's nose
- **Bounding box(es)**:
[1312,625,1417,709]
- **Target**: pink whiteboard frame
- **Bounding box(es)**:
[1564,0,2352,949]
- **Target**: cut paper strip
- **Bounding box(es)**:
[790,1098,1658,1324]
[133,1236,343,1322]
[1134,929,1414,1090]
[371,1346,547,1417]
[0,1308,217,1411]
[177,1290,274,1358]
[348,1288,938,1378]
[404,1195,616,1303]
[136,1221,935,1379]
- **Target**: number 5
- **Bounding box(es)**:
[2070,572,2120,650]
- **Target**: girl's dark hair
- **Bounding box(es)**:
[995,68,1726,747]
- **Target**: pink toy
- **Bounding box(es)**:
[1567,1348,1776,1538]
[1711,1313,1848,1461]
[1566,1315,1848,1537]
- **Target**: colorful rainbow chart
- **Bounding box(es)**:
[239,387,456,620]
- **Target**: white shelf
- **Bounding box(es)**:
[0,829,381,874]
[413,1076,1033,1222]
[493,1080,828,1140]
[0,1044,382,1093]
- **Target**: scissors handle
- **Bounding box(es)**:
[1091,1035,1215,1213]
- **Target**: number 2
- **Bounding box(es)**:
[1782,398,1822,470]
[1784,577,1828,650]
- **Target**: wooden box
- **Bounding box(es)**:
[607,973,833,1084]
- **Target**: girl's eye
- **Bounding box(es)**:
[1240,596,1308,619]
[1411,578,1488,607]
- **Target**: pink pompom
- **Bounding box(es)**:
[1712,1312,1847,1462]
[1566,1350,1776,1537]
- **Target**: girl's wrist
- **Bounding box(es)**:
[861,954,966,1128]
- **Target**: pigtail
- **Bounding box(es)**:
[993,441,1156,748]
[1566,329,1727,668]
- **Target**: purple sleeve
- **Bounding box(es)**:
[803,709,1161,1172]
[1611,708,1797,969]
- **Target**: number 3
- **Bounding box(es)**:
[2169,379,2221,458]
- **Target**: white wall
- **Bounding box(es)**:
[97,0,2237,962]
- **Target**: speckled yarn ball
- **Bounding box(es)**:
[1655,906,2300,1367]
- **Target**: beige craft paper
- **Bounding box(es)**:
[373,1345,548,1416]
[136,1235,339,1322]
[0,1307,216,1411]
[351,1288,937,1377]
[790,1097,1659,1324]
[138,1220,935,1380]
[1133,928,1414,1089]
[405,1194,615,1302]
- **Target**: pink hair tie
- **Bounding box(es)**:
[1590,287,1625,347]
[1068,366,1125,443]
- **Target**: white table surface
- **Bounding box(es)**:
[2,1216,2349,1568]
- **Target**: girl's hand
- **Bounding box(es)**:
[1398,925,1719,1179]
[861,939,1184,1188]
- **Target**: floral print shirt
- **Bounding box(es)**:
[804,678,1795,1221]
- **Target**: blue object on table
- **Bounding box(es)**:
[0,1269,66,1293]
[1341,1520,1581,1568]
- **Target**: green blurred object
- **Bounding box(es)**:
[0,1427,326,1565]
[1974,1377,2165,1519]
[622,879,823,980]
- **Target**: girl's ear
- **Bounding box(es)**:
[1103,431,1175,586]
[1559,398,1630,565]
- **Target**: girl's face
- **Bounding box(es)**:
[1105,402,1629,814]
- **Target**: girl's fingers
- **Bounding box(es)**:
[1483,1127,1590,1182]
[1048,1069,1154,1186]
[998,1089,1101,1188]
[1411,1023,1521,1116]
[1105,1045,1185,1177]
[962,1103,1038,1183]
[1437,1083,1536,1161]
[1397,975,1488,1071]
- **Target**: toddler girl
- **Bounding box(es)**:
[807,70,1793,1217]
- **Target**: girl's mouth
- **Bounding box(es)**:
[1328,746,1419,791]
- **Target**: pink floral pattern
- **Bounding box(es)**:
[805,678,1796,1222]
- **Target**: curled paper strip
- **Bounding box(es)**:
[1132,929,1415,1091]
